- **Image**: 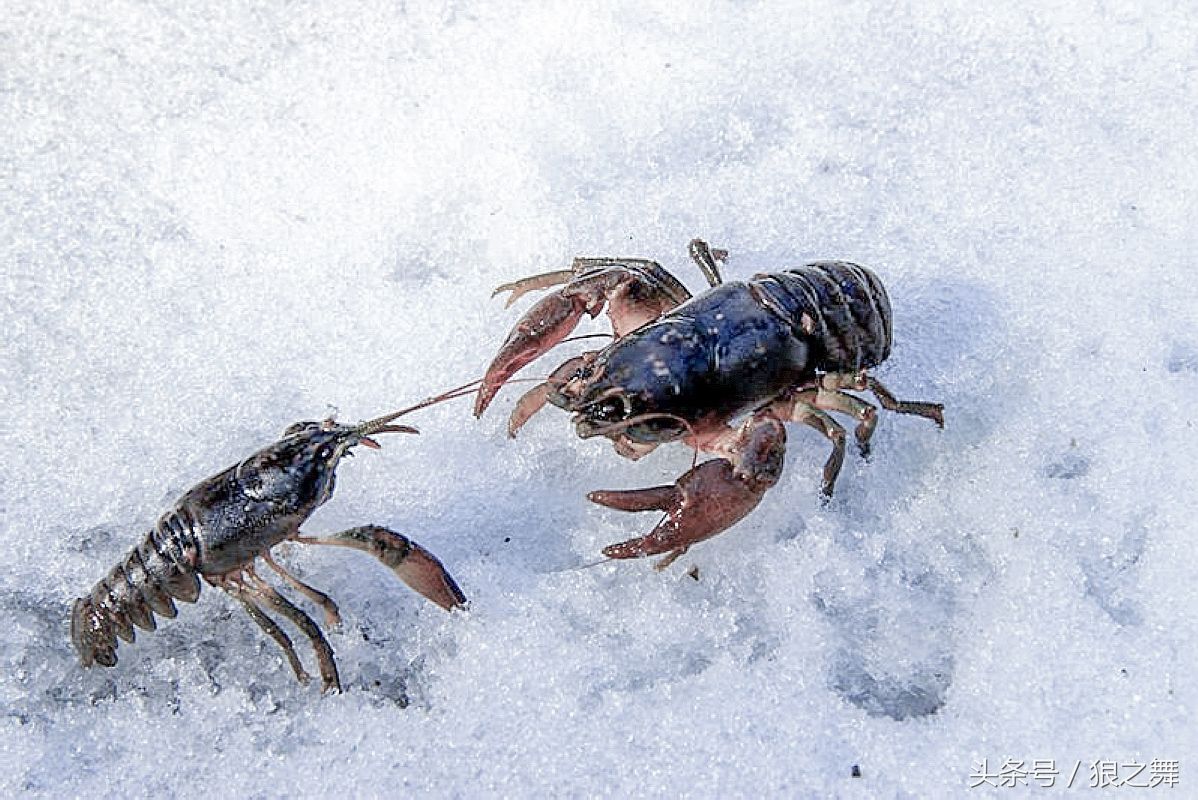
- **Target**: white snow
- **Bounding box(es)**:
[3,1,1196,796]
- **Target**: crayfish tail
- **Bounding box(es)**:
[71,597,118,668]
[71,528,203,669]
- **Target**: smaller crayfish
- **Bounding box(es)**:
[71,408,466,692]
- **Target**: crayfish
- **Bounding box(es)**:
[72,408,466,692]
[475,239,944,568]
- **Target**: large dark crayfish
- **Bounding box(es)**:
[474,239,944,568]
[71,409,466,692]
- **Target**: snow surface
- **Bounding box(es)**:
[3,1,1196,797]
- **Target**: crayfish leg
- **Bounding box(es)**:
[653,547,690,572]
[777,372,942,497]
[810,373,880,457]
[866,376,945,428]
[244,571,340,693]
[230,590,311,686]
[777,390,848,497]
[687,239,727,287]
[263,552,341,628]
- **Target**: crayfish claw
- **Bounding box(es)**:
[588,485,679,513]
[475,291,589,417]
[478,260,691,417]
[297,526,466,611]
[492,269,575,308]
[597,458,769,561]
[390,539,468,612]
[509,353,596,437]
[596,414,786,562]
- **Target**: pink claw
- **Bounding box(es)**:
[296,526,466,611]
[476,261,689,417]
[475,292,591,417]
[590,458,770,560]
[588,413,787,564]
[385,536,467,611]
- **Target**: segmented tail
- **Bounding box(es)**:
[754,262,893,374]
[71,515,203,668]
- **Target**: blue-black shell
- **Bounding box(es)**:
[573,262,892,441]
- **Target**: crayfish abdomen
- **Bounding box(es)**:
[754,262,893,372]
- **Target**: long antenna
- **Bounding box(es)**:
[356,378,485,433]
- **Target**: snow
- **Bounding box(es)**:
[3,1,1196,796]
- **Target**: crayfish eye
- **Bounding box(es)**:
[592,396,631,422]
[317,444,334,460]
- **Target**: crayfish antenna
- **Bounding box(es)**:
[357,378,487,434]
[557,557,617,573]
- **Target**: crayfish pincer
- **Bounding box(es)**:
[71,409,466,692]
[475,239,944,569]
